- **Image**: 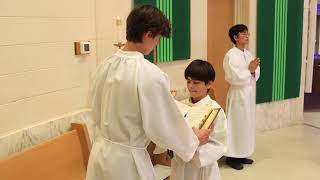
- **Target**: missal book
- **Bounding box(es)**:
[175,100,220,130]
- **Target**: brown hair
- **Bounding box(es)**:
[228,24,248,44]
[126,5,171,43]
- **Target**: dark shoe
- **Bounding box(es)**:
[238,158,254,164]
[226,157,244,170]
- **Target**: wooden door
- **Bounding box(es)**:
[207,0,234,109]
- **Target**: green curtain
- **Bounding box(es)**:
[256,0,304,103]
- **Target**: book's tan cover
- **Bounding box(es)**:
[175,100,220,130]
[200,108,220,129]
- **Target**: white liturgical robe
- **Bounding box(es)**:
[86,50,199,180]
[170,95,227,180]
[223,47,260,158]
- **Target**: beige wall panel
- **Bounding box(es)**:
[0,61,91,105]
[158,60,192,90]
[95,0,132,63]
[0,86,87,136]
[95,0,131,40]
[207,0,234,109]
[0,18,95,46]
[96,39,119,64]
[0,43,90,75]
[0,0,91,17]
[0,0,96,137]
[190,0,207,59]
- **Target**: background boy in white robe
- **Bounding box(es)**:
[223,24,260,170]
[170,60,227,180]
[86,5,211,180]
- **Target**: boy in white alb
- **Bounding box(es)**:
[223,24,260,170]
[170,59,227,180]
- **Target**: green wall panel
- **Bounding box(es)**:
[256,0,303,103]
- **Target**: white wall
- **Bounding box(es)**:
[0,0,96,136]
[95,0,132,64]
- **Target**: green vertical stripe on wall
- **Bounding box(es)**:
[281,0,286,100]
[256,0,275,103]
[166,0,168,62]
[166,0,169,62]
[278,0,282,100]
[272,0,288,101]
[282,0,288,99]
[162,0,165,62]
[257,0,303,103]
[134,0,190,62]
[157,0,161,62]
[165,0,169,62]
[172,0,190,60]
[156,0,173,62]
[272,0,278,100]
[161,37,164,62]
[280,0,284,99]
[285,0,303,99]
[169,0,174,60]
[167,0,173,62]
[163,0,165,62]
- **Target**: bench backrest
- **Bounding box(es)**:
[0,123,91,180]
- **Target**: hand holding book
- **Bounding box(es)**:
[192,127,211,146]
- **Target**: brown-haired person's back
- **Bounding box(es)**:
[86,5,211,180]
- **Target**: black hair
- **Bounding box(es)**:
[184,59,215,84]
[126,5,171,43]
[228,24,248,44]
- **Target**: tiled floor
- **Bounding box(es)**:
[157,112,320,180]
[220,125,320,180]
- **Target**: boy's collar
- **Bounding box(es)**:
[189,95,211,106]
[234,46,245,52]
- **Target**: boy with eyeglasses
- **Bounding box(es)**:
[223,24,260,170]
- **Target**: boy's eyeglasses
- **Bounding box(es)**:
[239,32,250,36]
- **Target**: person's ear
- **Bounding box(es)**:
[145,31,153,38]
[233,35,238,41]
[206,81,213,90]
[142,31,154,42]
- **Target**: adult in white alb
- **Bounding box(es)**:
[86,5,211,180]
[223,24,260,170]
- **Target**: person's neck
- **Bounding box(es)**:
[191,95,207,104]
[235,44,246,51]
[122,41,146,54]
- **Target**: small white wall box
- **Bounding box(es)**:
[74,41,91,55]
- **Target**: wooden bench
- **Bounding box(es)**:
[0,123,91,180]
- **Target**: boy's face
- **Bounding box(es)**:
[186,77,212,101]
[235,30,249,45]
